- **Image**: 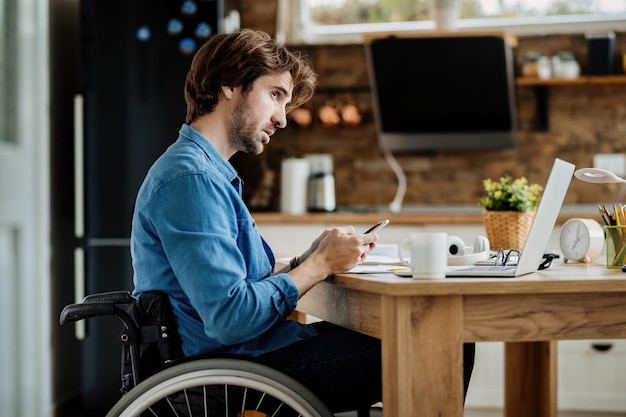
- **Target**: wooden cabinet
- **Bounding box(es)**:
[256,218,565,260]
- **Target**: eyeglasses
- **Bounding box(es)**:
[538,254,555,270]
[492,248,555,270]
[494,248,520,266]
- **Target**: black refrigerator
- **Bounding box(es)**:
[73,1,223,414]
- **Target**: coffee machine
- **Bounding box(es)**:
[306,154,336,212]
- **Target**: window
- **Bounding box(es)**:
[0,0,18,145]
[277,0,626,44]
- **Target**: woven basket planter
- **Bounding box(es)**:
[482,210,535,251]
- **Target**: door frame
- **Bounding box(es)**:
[0,0,51,415]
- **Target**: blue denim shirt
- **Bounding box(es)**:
[131,124,317,357]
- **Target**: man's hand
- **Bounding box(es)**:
[289,226,378,296]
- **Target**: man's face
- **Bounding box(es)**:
[227,71,293,156]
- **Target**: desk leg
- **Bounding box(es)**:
[288,310,307,323]
[381,294,464,417]
[504,341,557,417]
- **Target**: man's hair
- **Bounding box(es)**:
[184,29,317,124]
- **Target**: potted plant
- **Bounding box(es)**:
[478,175,543,250]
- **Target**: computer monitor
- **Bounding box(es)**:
[366,35,518,152]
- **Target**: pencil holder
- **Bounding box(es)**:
[604,225,626,268]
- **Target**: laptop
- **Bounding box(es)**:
[447,158,574,277]
[394,158,574,278]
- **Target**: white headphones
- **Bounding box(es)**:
[447,235,491,266]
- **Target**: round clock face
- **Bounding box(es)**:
[559,218,604,263]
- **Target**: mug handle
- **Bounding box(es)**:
[398,238,411,266]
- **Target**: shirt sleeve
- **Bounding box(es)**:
[145,171,300,346]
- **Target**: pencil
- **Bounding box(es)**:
[598,204,609,225]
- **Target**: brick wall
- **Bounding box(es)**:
[231,0,626,211]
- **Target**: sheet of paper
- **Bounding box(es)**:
[360,243,402,265]
[347,265,406,274]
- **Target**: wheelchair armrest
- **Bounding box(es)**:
[83,291,135,305]
[59,301,120,325]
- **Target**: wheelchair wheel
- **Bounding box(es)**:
[106,357,335,417]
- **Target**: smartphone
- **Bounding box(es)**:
[364,219,389,234]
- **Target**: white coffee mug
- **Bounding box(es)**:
[398,232,448,279]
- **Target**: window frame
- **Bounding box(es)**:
[277,0,626,45]
[0,0,18,146]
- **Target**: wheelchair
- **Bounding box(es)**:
[60,291,375,417]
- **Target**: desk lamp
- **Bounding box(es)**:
[574,167,626,184]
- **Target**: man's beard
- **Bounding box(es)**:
[227,95,264,155]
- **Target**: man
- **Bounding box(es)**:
[131,28,474,413]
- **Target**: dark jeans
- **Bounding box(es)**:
[259,321,476,413]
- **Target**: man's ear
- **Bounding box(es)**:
[221,85,235,99]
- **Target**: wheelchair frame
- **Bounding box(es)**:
[60,291,336,417]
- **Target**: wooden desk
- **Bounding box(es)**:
[296,262,626,417]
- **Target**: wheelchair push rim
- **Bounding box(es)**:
[106,357,334,417]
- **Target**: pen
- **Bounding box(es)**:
[598,204,609,225]
[603,205,615,225]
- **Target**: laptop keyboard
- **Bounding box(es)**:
[458,265,516,272]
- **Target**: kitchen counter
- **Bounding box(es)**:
[252,204,601,225]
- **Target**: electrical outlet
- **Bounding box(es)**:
[593,153,626,176]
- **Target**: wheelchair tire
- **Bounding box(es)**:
[106,357,335,417]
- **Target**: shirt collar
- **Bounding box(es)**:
[178,123,239,185]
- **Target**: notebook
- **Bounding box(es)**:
[395,158,575,278]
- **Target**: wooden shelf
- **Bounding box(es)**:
[516,75,626,86]
[515,75,626,131]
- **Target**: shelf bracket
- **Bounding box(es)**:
[533,85,549,131]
